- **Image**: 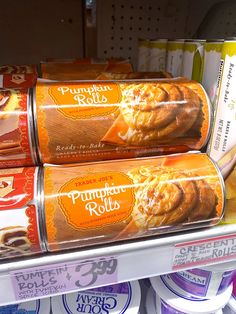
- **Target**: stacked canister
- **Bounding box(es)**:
[144,261,236,314]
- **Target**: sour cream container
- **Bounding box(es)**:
[163,261,236,300]
[223,276,236,314]
[151,276,232,314]
[51,281,141,313]
[145,287,157,314]
[0,298,50,313]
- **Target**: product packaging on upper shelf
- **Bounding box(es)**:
[166,39,185,77]
[207,39,236,224]
[148,39,167,72]
[182,39,205,82]
[201,39,224,105]
[0,166,45,260]
[42,153,224,252]
[0,88,38,168]
[34,78,211,165]
[137,39,150,71]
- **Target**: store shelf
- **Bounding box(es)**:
[1,223,236,306]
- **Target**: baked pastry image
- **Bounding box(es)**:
[0,90,24,159]
[0,226,31,258]
[119,166,217,236]
[102,81,208,149]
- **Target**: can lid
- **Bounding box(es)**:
[51,281,141,313]
[185,39,206,43]
[150,276,232,313]
[145,288,156,314]
[0,298,50,314]
[206,39,224,42]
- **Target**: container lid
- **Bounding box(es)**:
[51,281,141,314]
[0,298,50,314]
[201,261,236,272]
[150,276,232,314]
[145,287,156,314]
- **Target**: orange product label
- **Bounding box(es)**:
[46,82,121,119]
[0,167,36,210]
[43,153,224,251]
[58,172,135,230]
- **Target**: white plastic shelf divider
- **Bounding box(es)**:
[0,224,236,305]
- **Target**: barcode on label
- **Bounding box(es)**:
[173,233,236,270]
[11,256,118,300]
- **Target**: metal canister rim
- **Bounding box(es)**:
[31,86,43,163]
[28,88,40,165]
[207,155,226,221]
[206,39,224,43]
[36,166,48,251]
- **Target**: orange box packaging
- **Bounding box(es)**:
[34,78,211,165]
[42,153,224,251]
[0,88,38,168]
[0,167,45,259]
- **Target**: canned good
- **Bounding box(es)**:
[0,298,50,314]
[166,39,185,77]
[137,39,150,71]
[34,78,211,165]
[182,40,205,82]
[207,39,236,224]
[0,73,37,89]
[0,88,38,168]
[148,39,167,72]
[51,281,141,314]
[162,261,236,300]
[0,65,37,74]
[151,276,232,314]
[202,40,224,104]
[224,276,236,314]
[42,153,224,252]
[0,167,45,259]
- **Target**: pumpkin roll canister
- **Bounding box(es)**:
[33,78,212,165]
[0,166,46,259]
[41,152,225,252]
[0,88,38,168]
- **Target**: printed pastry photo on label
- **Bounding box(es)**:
[0,88,36,168]
[43,153,224,252]
[35,79,211,165]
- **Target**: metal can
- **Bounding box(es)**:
[148,39,167,72]
[0,166,45,259]
[201,39,224,104]
[207,39,236,224]
[166,39,185,77]
[33,78,211,165]
[42,153,225,252]
[182,40,205,82]
[0,88,38,168]
[137,39,150,71]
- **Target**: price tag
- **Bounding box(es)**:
[10,256,118,300]
[172,233,236,270]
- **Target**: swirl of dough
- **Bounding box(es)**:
[131,169,198,229]
[121,83,182,131]
[188,179,216,221]
[121,84,201,146]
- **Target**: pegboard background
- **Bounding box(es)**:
[96,0,232,68]
[0,0,84,64]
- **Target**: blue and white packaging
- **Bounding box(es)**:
[51,281,141,313]
[164,262,236,300]
[151,276,232,314]
[0,298,50,314]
